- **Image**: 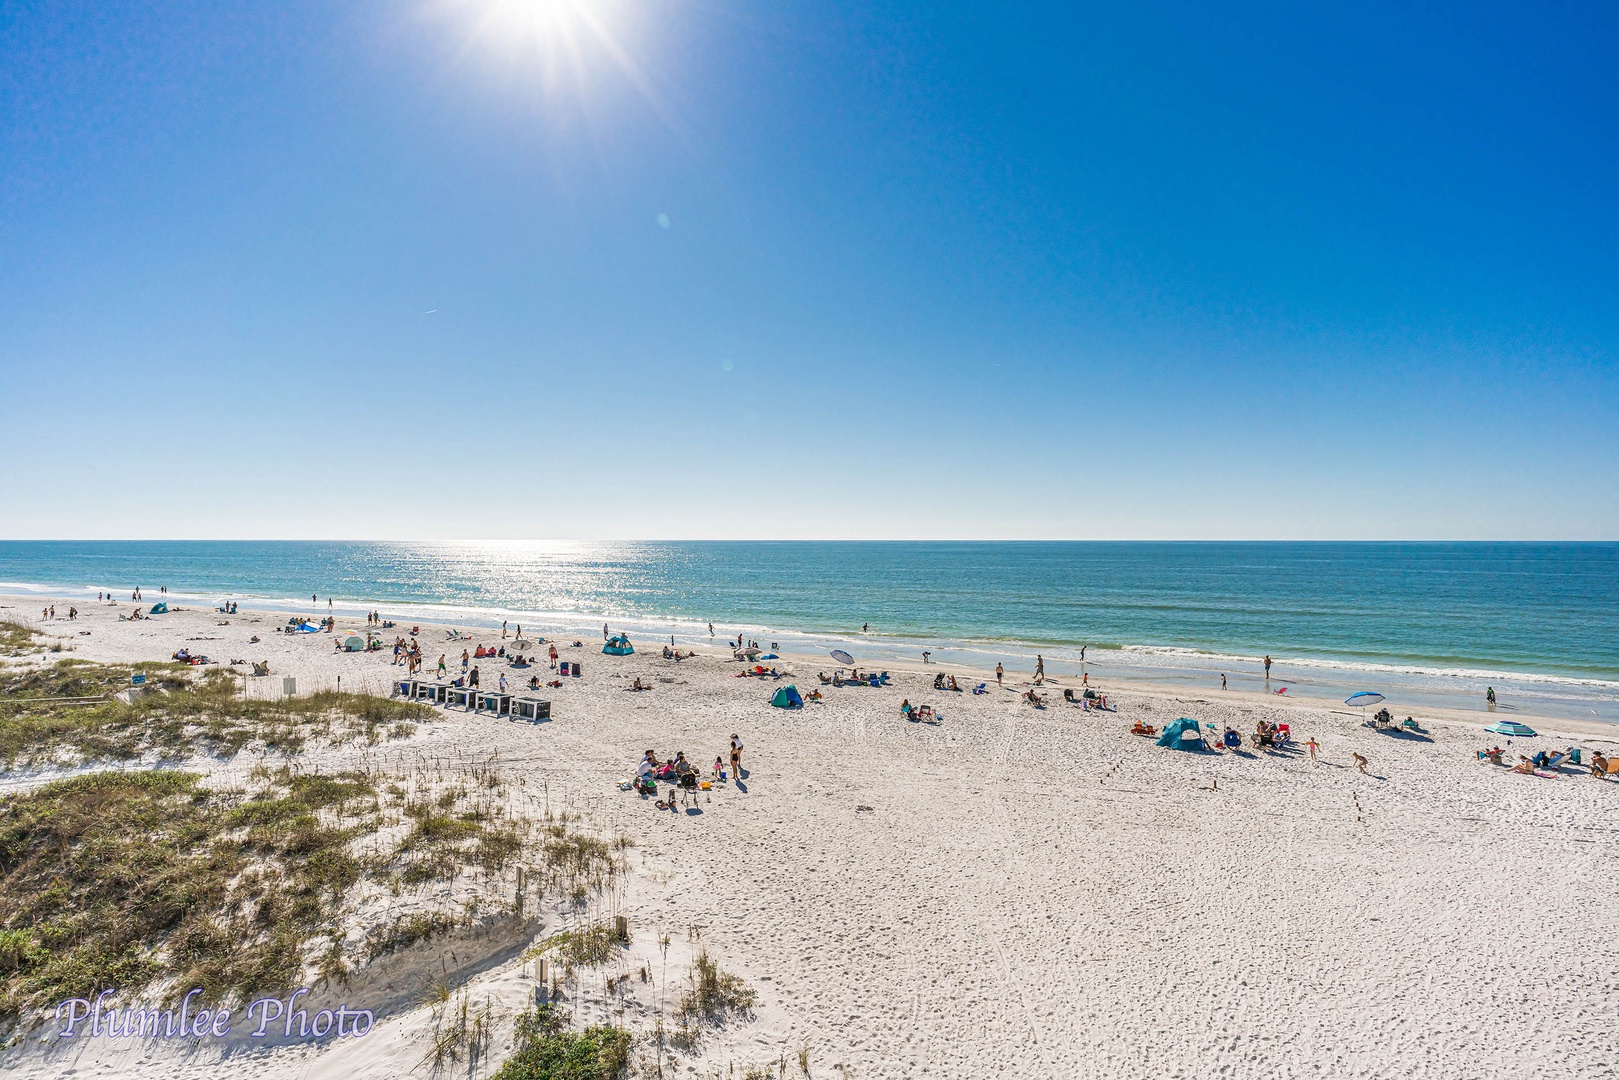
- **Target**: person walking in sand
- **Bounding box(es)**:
[437,654,447,679]
[1352,751,1368,773]
[1035,655,1044,683]
[1306,736,1319,760]
[469,665,480,690]
[730,733,744,778]
[502,620,508,639]
[461,649,470,675]
[995,663,1004,687]
[1221,673,1227,690]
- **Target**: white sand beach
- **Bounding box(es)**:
[4,595,1617,1079]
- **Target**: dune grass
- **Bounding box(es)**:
[0,767,377,1025]
[0,622,40,657]
[0,661,432,768]
[0,755,634,1030]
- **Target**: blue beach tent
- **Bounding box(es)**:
[603,635,634,656]
[147,601,169,615]
[1156,717,1205,751]
[770,685,803,709]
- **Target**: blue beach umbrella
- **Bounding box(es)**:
[830,650,855,666]
[1345,692,1385,708]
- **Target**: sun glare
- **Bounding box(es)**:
[431,0,664,114]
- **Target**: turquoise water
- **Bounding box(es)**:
[2,541,1616,721]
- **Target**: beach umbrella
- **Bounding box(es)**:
[511,638,533,651]
[1486,720,1537,738]
[1346,691,1385,721]
[830,649,855,665]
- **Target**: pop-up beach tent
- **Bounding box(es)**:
[770,685,803,709]
[341,632,365,652]
[603,635,634,656]
[147,601,169,615]
[1156,717,1204,751]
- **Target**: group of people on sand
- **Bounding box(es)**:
[1479,744,1612,779]
[632,736,745,811]
[661,644,696,660]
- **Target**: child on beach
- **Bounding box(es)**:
[1306,736,1319,760]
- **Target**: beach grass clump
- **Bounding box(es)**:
[493,1003,630,1080]
[0,660,433,768]
[523,924,624,973]
[0,621,43,657]
[672,948,757,1047]
[535,824,633,900]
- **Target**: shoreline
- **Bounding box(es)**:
[4,582,1615,727]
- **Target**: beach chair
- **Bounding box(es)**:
[1595,758,1619,780]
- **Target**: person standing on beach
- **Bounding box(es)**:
[1306,736,1319,760]
[549,643,558,669]
[1263,655,1272,679]
[502,620,508,639]
[708,622,714,636]
[437,654,447,679]
[730,733,743,778]
[461,649,470,675]
[1486,686,1497,708]
[995,663,1004,687]
[1080,645,1086,662]
[469,665,480,690]
[1221,673,1227,690]
[1035,655,1044,682]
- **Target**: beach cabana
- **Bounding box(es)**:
[511,697,551,722]
[147,601,169,615]
[415,682,448,705]
[1156,717,1204,751]
[1486,720,1538,738]
[770,685,803,709]
[603,635,634,656]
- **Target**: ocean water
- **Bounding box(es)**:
[2,541,1616,722]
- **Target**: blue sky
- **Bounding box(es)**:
[1,0,1614,539]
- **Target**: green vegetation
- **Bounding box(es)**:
[0,660,432,768]
[0,767,386,1024]
[494,1004,630,1080]
[523,922,628,973]
[0,622,40,657]
[673,948,758,1047]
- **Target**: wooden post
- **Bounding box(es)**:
[615,915,628,942]
[515,867,526,915]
